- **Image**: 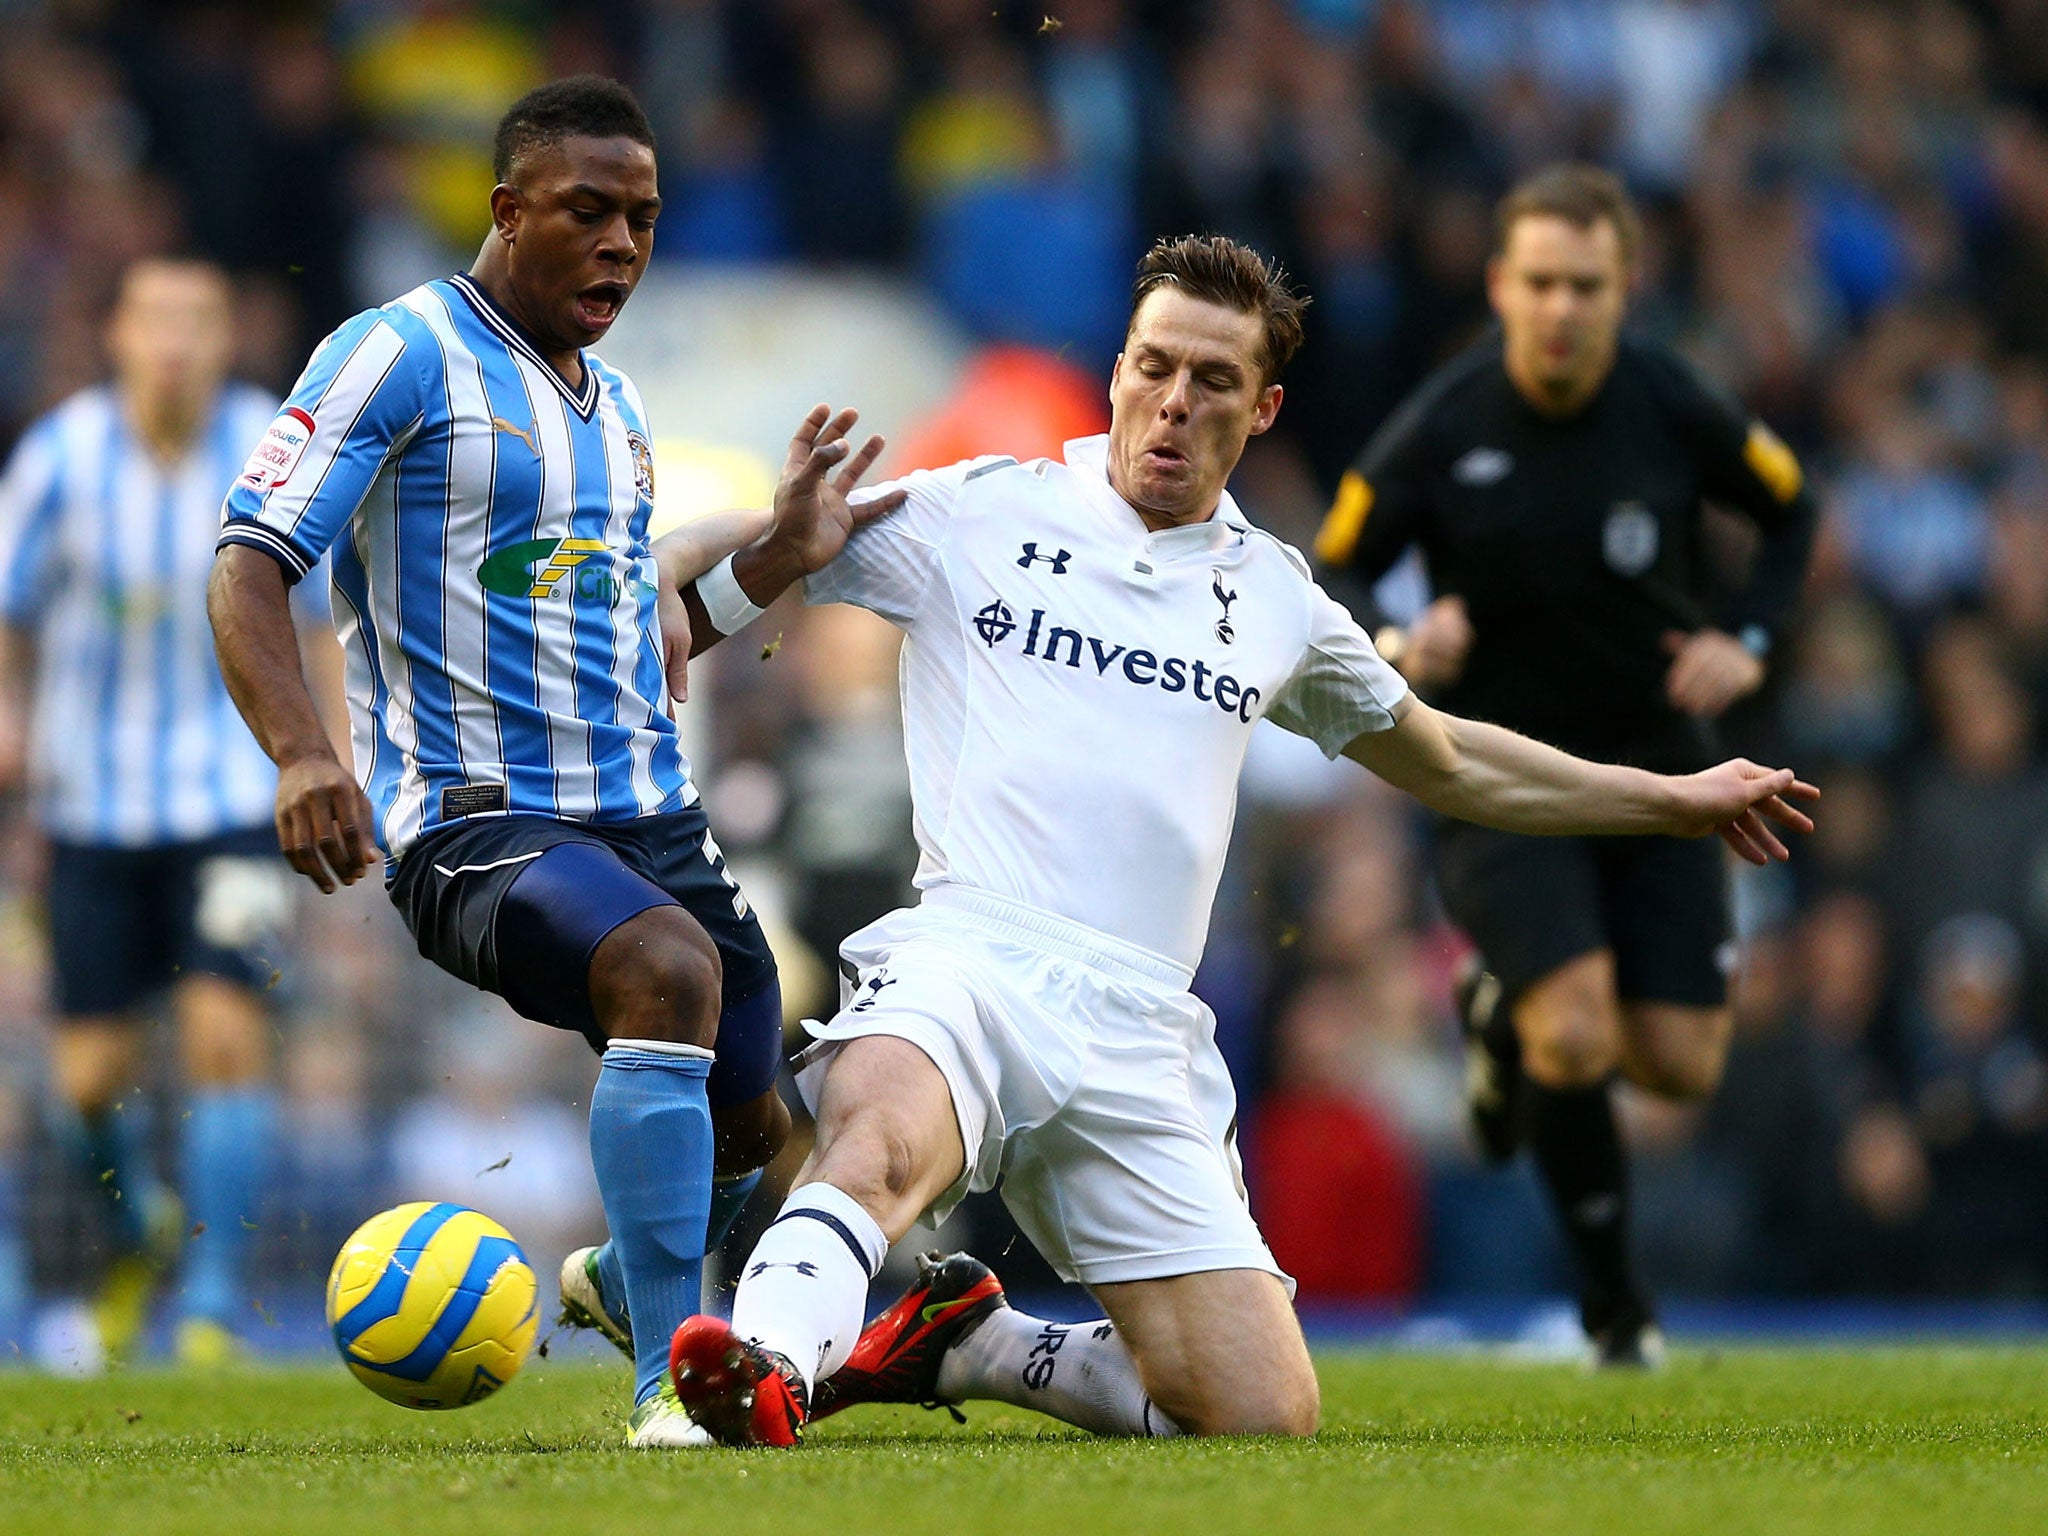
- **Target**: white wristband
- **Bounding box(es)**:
[697,554,766,635]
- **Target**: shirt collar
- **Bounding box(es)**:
[1061,434,1248,556]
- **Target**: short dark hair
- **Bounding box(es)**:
[1128,234,1309,387]
[493,75,655,183]
[1494,163,1640,265]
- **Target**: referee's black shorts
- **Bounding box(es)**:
[1430,821,1732,1009]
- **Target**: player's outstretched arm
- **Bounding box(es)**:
[1343,696,1817,865]
[679,404,906,654]
[209,545,379,893]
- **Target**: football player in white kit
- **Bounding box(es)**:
[660,236,1817,1444]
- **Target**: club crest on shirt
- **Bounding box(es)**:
[1211,569,1239,644]
[627,430,655,503]
[1602,501,1660,577]
[1451,446,1513,486]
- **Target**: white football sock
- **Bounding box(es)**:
[728,1182,886,1393]
[936,1309,1180,1437]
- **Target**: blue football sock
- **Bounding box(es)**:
[588,1040,714,1406]
[63,1099,155,1254]
[707,1169,764,1252]
[179,1087,276,1326]
[0,1148,27,1352]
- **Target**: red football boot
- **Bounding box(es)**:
[811,1251,1008,1423]
[668,1315,809,1447]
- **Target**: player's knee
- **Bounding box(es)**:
[809,1114,926,1229]
[592,914,722,1049]
[52,1028,134,1115]
[1161,1362,1319,1438]
[1521,1005,1621,1087]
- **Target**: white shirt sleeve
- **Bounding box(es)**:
[802,455,1006,627]
[1265,581,1411,757]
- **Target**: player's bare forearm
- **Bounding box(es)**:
[729,533,811,612]
[1343,697,1817,862]
[209,545,379,890]
[654,508,776,661]
[1347,699,1675,835]
[656,508,774,599]
[209,546,335,770]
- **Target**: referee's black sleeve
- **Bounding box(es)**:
[1652,351,1817,651]
[1312,388,1435,631]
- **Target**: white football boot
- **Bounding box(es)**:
[558,1246,633,1359]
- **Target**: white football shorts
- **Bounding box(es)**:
[792,884,1290,1291]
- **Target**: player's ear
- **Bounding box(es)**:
[490,183,522,244]
[1484,254,1507,313]
[1248,383,1282,436]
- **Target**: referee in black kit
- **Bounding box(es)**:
[1315,165,1816,1365]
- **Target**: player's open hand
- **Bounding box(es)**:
[1662,628,1765,718]
[275,750,379,893]
[769,404,906,575]
[1668,758,1819,865]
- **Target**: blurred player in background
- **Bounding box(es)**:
[1316,165,1818,1365]
[0,257,343,1366]
[208,77,896,1446]
[658,234,1815,1447]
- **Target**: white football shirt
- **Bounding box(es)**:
[805,434,1409,971]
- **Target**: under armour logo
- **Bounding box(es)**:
[746,1260,820,1279]
[1212,570,1239,644]
[974,599,1017,647]
[850,975,898,1013]
[1018,542,1071,573]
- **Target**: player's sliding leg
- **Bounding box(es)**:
[671,1035,963,1445]
[815,1251,1179,1437]
[1513,950,1661,1365]
[171,976,276,1365]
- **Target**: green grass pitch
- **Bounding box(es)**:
[3,1348,2043,1536]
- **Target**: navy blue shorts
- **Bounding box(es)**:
[388,807,782,1109]
[1432,822,1731,1009]
[46,825,292,1017]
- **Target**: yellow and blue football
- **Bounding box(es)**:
[325,1202,539,1410]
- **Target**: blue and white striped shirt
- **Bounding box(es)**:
[217,274,696,865]
[0,383,292,846]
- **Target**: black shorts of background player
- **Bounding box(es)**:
[1315,165,1818,1366]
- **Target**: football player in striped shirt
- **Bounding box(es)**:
[0,258,342,1366]
[208,77,898,1446]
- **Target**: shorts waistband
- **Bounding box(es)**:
[919,885,1194,989]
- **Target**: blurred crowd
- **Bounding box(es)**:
[3,0,2048,1351]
